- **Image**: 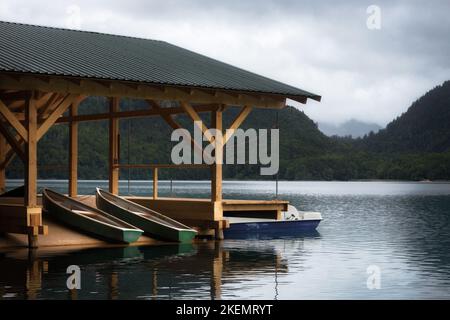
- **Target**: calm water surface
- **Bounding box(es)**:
[1,180,450,299]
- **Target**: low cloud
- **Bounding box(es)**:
[1,0,448,126]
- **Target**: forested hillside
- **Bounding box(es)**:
[6,81,450,181]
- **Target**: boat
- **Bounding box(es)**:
[95,188,197,243]
[224,205,322,239]
[42,189,143,244]
[0,185,25,197]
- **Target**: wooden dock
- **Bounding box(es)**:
[0,195,288,247]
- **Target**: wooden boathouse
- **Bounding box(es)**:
[0,21,321,247]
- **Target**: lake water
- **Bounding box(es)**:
[1,180,450,299]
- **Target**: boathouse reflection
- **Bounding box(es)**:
[0,239,313,299]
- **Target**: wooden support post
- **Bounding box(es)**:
[153,167,158,199]
[25,92,37,207]
[211,107,224,240]
[152,268,158,298]
[108,272,119,300]
[69,102,79,197]
[25,91,38,248]
[109,97,120,195]
[0,134,6,194]
[211,108,223,203]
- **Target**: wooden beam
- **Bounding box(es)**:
[114,163,210,169]
[1,143,21,169]
[0,90,30,102]
[180,101,214,144]
[56,104,217,123]
[35,92,54,109]
[25,92,37,207]
[0,73,287,109]
[153,168,158,199]
[147,100,179,128]
[7,100,25,111]
[69,101,79,197]
[224,106,253,144]
[0,135,5,193]
[0,120,25,162]
[109,97,120,195]
[38,93,63,119]
[147,100,211,162]
[0,97,28,142]
[37,93,79,140]
[211,109,223,203]
[0,129,26,168]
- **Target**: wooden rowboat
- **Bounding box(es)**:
[95,188,197,243]
[43,189,143,244]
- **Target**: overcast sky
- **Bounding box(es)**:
[1,0,449,126]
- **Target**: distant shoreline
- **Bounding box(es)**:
[5,179,450,184]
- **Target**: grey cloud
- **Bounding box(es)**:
[0,0,448,125]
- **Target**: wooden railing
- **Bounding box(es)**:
[113,163,210,199]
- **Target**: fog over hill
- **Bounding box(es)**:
[319,120,382,138]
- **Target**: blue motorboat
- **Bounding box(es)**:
[224,205,322,239]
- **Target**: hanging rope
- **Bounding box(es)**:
[127,105,131,195]
[275,109,279,199]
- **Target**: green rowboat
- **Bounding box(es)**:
[43,189,143,244]
[95,188,197,243]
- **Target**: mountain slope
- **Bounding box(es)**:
[360,81,450,153]
[5,81,450,181]
[7,102,337,180]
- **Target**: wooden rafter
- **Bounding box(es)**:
[7,100,25,110]
[180,101,214,144]
[38,93,64,120]
[147,100,211,162]
[0,146,20,169]
[147,100,179,128]
[0,97,28,142]
[0,90,30,102]
[35,92,54,109]
[223,106,253,144]
[0,120,25,162]
[36,93,79,140]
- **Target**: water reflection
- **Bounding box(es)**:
[0,239,309,300]
[3,181,450,299]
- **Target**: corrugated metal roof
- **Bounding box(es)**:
[0,21,320,102]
